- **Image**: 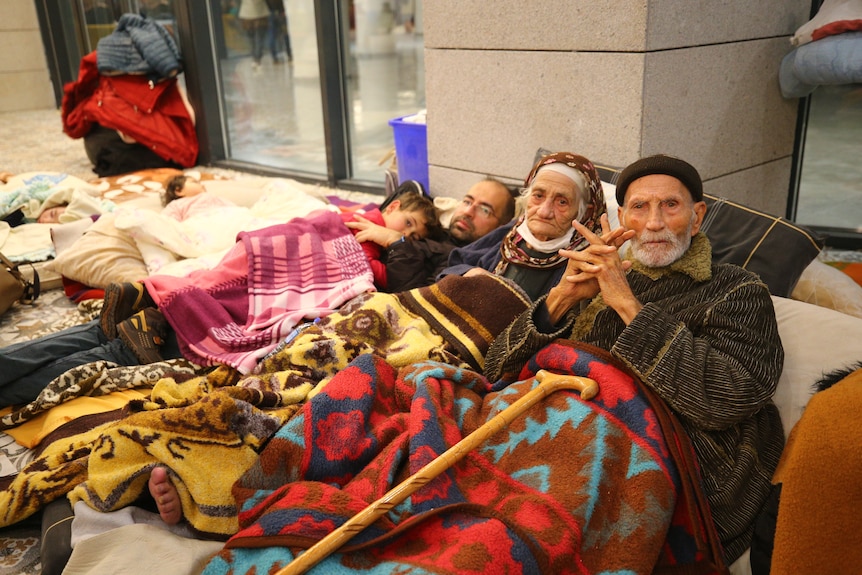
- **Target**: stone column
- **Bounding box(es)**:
[423,1,810,215]
[0,0,55,112]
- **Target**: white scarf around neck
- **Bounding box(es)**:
[516,219,576,253]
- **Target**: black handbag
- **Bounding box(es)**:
[0,251,40,316]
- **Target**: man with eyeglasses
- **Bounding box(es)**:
[381,177,516,292]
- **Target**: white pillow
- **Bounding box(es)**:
[201,178,270,208]
[791,0,862,46]
[791,258,862,320]
[770,295,862,437]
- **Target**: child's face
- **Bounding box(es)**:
[38,206,67,223]
[178,180,205,198]
[382,206,428,240]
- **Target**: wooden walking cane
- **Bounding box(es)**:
[275,369,599,575]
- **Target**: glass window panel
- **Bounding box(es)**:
[80,1,179,53]
[80,1,121,52]
[63,0,426,188]
[216,0,327,176]
[347,0,424,183]
[795,84,862,232]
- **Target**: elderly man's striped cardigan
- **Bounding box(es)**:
[484,233,785,564]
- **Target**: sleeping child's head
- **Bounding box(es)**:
[380,192,440,240]
[37,204,68,223]
[163,175,205,206]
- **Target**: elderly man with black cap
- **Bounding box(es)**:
[484,154,785,566]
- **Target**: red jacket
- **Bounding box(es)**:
[62,51,198,167]
[340,208,388,289]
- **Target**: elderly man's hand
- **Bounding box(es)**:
[345,215,405,248]
[546,214,640,324]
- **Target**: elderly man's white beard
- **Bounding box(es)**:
[629,219,695,268]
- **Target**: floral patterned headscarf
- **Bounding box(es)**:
[495,152,606,274]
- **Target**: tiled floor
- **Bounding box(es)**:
[0,108,96,182]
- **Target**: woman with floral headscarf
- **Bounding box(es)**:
[441,152,606,301]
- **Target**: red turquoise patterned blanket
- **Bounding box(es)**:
[202,341,723,575]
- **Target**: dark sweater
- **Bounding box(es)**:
[484,233,785,564]
[438,221,566,301]
[384,232,464,293]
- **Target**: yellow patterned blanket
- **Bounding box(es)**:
[0,274,529,533]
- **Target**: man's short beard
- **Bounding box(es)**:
[449,216,475,242]
[629,217,694,268]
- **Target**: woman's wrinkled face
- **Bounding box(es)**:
[524,170,582,241]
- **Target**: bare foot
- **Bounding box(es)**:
[148,466,183,524]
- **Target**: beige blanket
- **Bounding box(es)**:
[63,523,223,575]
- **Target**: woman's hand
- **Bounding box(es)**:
[345,215,405,247]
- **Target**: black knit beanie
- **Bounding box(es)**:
[615,155,703,206]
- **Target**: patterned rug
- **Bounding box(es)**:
[0,289,99,348]
[0,290,99,575]
[0,518,41,575]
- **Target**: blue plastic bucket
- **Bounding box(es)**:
[388,114,429,191]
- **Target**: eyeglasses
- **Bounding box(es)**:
[460,197,497,219]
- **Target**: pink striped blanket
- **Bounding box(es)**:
[145,209,375,373]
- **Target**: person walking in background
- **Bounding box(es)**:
[238,0,270,71]
[266,0,293,63]
[83,0,119,24]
